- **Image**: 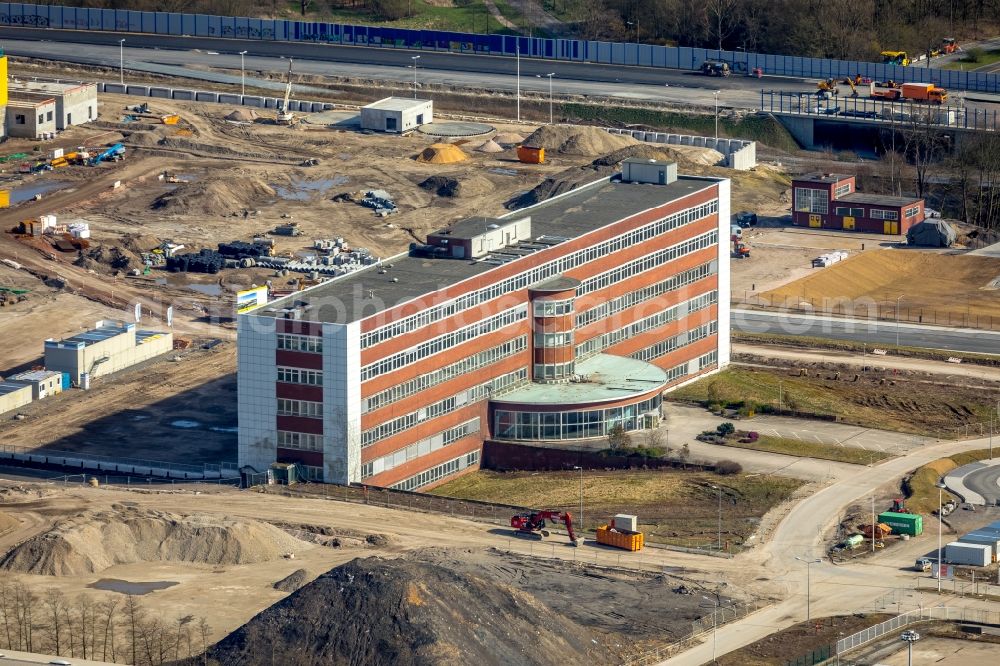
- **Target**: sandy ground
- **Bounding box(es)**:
[878,636,1000,665]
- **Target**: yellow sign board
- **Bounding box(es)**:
[236,286,268,314]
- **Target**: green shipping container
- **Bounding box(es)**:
[878,511,923,536]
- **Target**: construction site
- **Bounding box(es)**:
[0,18,998,665]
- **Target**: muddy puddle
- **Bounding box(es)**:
[89,579,179,595]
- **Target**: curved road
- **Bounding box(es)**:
[963,462,1000,505]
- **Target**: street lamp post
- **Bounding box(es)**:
[701,596,721,663]
[119,39,125,85]
[900,631,920,666]
[573,466,584,536]
[714,90,721,140]
[410,55,421,98]
[712,485,722,551]
[545,73,555,124]
[936,482,946,592]
[895,294,905,347]
[516,43,521,122]
[239,51,247,96]
[795,557,821,621]
[871,496,876,553]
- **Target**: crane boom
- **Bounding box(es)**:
[276,59,295,125]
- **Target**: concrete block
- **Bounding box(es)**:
[195,91,219,103]
[126,85,149,96]
[653,133,666,143]
[264,97,277,109]
[149,87,172,99]
[322,103,334,110]
[242,95,264,107]
[104,83,127,94]
[680,135,692,145]
[97,82,106,93]
[667,134,679,144]
[172,89,195,101]
[692,136,706,147]
[715,139,731,153]
[218,93,241,104]
[310,102,325,112]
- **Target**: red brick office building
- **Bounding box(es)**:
[792,173,924,235]
[238,160,732,491]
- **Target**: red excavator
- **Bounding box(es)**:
[511,510,581,545]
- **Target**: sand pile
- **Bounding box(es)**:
[476,139,504,153]
[418,174,494,198]
[152,175,276,215]
[493,132,524,146]
[225,108,259,122]
[124,131,162,147]
[0,509,305,576]
[273,568,309,593]
[523,125,637,156]
[594,143,724,168]
[415,143,469,164]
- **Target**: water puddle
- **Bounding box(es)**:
[88,579,179,595]
[0,180,71,207]
[187,283,223,296]
[489,168,518,176]
[170,419,201,429]
[272,176,348,201]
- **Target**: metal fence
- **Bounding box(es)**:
[760,90,998,131]
[832,606,1000,654]
[785,645,833,666]
[0,442,238,479]
[4,3,1000,94]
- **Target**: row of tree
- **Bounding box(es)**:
[0,579,212,666]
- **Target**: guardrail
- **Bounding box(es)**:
[4,3,1000,94]
[760,90,998,132]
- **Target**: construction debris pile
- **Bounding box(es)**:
[415,142,469,164]
[333,189,398,216]
[201,548,720,665]
[0,509,306,576]
[166,238,274,273]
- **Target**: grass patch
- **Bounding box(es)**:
[670,366,1000,439]
[717,614,893,666]
[904,448,995,513]
[560,104,801,152]
[712,434,892,465]
[430,469,803,549]
[942,48,1000,70]
[734,331,1000,367]
[320,1,513,34]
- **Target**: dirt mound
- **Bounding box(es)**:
[120,233,162,255]
[506,164,611,210]
[152,175,276,215]
[523,125,637,156]
[124,131,162,147]
[273,568,309,593]
[225,108,259,122]
[74,244,143,273]
[493,132,524,146]
[415,143,469,164]
[0,509,304,576]
[419,174,494,198]
[202,554,611,666]
[594,143,723,168]
[476,139,504,153]
[0,511,18,536]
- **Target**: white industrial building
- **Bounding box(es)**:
[0,381,32,416]
[44,319,173,386]
[8,81,98,129]
[8,370,64,400]
[360,97,432,133]
[6,95,57,139]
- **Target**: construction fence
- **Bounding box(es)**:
[733,292,1000,331]
[834,606,1000,655]
[0,442,239,479]
[4,3,1000,94]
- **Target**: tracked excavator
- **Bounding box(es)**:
[276,59,296,125]
[511,510,582,545]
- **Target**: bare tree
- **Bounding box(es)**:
[705,0,738,49]
[97,597,120,663]
[175,615,195,660]
[197,617,212,665]
[123,594,144,666]
[0,576,15,650]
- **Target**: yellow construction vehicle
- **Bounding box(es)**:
[881,51,910,66]
[842,77,859,97]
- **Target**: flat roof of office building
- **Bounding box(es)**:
[253,174,718,324]
[9,80,95,94]
[795,173,853,184]
[47,322,132,348]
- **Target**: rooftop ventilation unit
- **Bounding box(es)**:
[621,158,678,185]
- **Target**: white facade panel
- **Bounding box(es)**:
[237,315,278,473]
[323,320,361,484]
[715,179,732,369]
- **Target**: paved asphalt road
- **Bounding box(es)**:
[963,463,1000,505]
[733,309,1000,355]
[0,26,813,109]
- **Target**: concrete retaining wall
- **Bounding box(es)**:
[605,127,757,170]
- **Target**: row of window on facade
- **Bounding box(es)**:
[360,199,719,349]
[388,451,481,492]
[493,395,663,442]
[361,418,480,479]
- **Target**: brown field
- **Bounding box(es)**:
[761,250,1000,326]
